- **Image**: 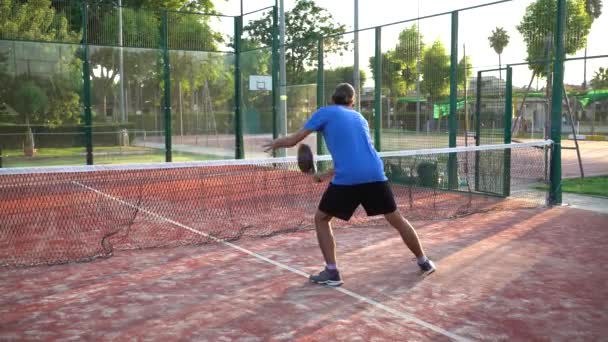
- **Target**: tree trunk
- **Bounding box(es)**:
[498,53,502,100]
[24,116,35,157]
[179,81,183,139]
[190,72,196,135]
[103,95,107,119]
[545,73,553,140]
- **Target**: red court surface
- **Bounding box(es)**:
[1,206,607,341]
[561,140,608,178]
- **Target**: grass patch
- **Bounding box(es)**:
[536,176,608,197]
[1,146,224,168]
[1,146,154,157]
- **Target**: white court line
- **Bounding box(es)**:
[73,180,471,342]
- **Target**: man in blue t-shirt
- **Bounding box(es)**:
[263,83,435,287]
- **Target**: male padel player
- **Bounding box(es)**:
[263,83,435,287]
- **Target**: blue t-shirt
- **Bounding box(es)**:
[304,105,387,185]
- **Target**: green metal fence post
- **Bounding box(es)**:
[549,0,566,205]
[374,27,382,151]
[161,10,172,162]
[474,70,482,191]
[271,5,279,156]
[234,16,244,159]
[503,66,513,197]
[81,1,93,165]
[316,38,325,156]
[316,40,324,104]
[448,11,459,189]
[317,38,325,155]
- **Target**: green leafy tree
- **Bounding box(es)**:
[13,81,48,125]
[0,49,8,106]
[243,0,348,84]
[393,24,425,92]
[517,0,593,75]
[421,40,450,99]
[88,9,157,119]
[132,0,216,12]
[591,67,608,88]
[0,0,79,42]
[88,5,227,122]
[369,51,407,98]
[488,27,509,82]
[367,25,425,99]
[420,40,450,129]
[457,55,473,90]
[301,66,366,102]
[516,0,597,135]
[585,0,603,18]
[91,0,217,12]
[0,0,81,130]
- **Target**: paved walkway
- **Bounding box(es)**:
[562,193,608,215]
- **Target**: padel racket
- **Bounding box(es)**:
[297,144,316,174]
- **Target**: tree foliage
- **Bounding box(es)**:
[0,0,79,42]
[369,51,406,97]
[368,25,425,98]
[457,55,473,90]
[421,40,450,99]
[13,81,48,124]
[393,24,425,94]
[488,27,510,55]
[301,66,366,100]
[585,0,603,18]
[243,0,348,84]
[0,0,235,131]
[84,0,230,121]
[517,0,594,75]
[0,0,81,127]
[591,67,608,88]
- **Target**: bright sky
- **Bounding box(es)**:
[214,0,607,88]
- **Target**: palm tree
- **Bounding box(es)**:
[585,0,603,18]
[488,27,510,90]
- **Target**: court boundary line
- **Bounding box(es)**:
[72,180,471,342]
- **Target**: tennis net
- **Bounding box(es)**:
[0,140,552,268]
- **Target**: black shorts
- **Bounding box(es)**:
[318,181,397,221]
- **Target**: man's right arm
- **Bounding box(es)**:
[263,128,313,152]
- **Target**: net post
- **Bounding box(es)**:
[271,5,279,157]
[549,0,566,205]
[81,1,93,165]
[374,27,382,151]
[234,15,244,159]
[447,11,458,189]
[474,70,482,191]
[161,10,172,162]
[316,38,325,156]
[503,66,513,197]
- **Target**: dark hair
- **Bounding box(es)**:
[331,83,355,105]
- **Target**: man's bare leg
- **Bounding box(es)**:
[309,210,344,286]
[314,210,337,265]
[384,210,436,275]
[384,211,425,258]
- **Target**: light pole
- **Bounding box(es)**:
[118,0,126,122]
[416,0,421,132]
[279,0,287,138]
